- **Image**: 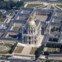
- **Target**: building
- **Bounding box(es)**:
[4,0,21,2]
[0,1,62,61]
[22,16,41,44]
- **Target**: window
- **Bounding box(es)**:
[49,37,58,42]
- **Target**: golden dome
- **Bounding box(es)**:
[28,16,36,27]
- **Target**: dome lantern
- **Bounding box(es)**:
[28,16,36,27]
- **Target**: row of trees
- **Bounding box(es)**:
[0,0,24,10]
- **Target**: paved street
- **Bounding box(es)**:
[9,59,34,62]
[0,58,45,62]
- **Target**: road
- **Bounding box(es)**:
[0,58,46,62]
[22,0,62,3]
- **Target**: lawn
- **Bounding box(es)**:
[57,4,62,8]
[46,60,52,62]
[0,17,5,22]
[0,12,5,22]
[0,45,10,54]
[12,26,20,31]
[30,47,37,55]
[27,4,44,8]
[59,61,62,62]
[0,50,9,54]
[14,46,24,53]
